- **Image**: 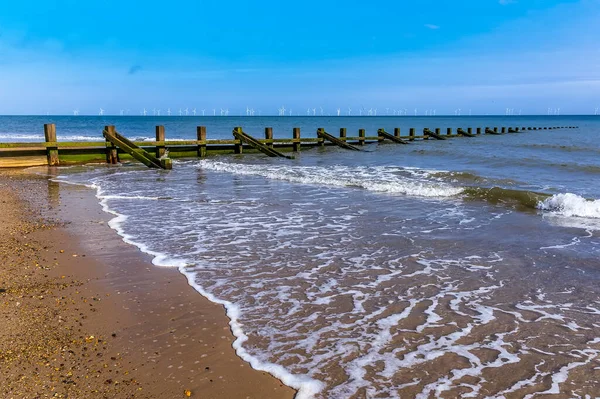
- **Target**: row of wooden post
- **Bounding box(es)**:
[39,123,577,166]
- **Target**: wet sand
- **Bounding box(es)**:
[0,169,295,398]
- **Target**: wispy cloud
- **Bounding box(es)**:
[424,24,440,30]
[128,65,143,75]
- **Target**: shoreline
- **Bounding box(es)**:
[0,169,295,398]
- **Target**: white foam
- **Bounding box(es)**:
[538,193,600,219]
[53,175,326,398]
[0,133,106,142]
[198,160,463,198]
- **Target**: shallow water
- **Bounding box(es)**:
[22,114,600,397]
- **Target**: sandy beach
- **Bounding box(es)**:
[0,168,295,398]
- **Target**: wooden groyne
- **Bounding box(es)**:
[0,124,579,168]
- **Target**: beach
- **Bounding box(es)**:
[0,169,294,398]
[1,115,600,397]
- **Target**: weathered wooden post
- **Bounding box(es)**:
[339,128,347,140]
[43,123,59,166]
[377,128,385,143]
[522,127,526,131]
[446,128,452,136]
[423,128,430,140]
[265,127,273,148]
[409,128,416,141]
[197,126,207,158]
[104,125,118,164]
[468,127,473,135]
[394,128,401,138]
[476,127,482,135]
[494,127,499,133]
[233,127,243,154]
[155,125,166,158]
[358,129,365,145]
[317,128,325,147]
[292,128,301,152]
[501,127,506,133]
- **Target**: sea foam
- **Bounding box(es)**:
[538,193,600,218]
[198,160,463,197]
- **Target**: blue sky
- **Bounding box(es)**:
[0,0,599,115]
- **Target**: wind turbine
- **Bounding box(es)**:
[184,108,189,116]
[143,108,147,116]
[312,108,316,116]
[348,107,352,116]
[157,109,161,116]
[167,108,171,116]
[414,108,418,116]
[374,108,377,116]
[152,108,156,116]
[179,108,183,116]
[73,109,79,116]
[337,108,341,116]
[192,108,197,116]
[119,109,124,116]
[319,107,323,116]
[202,109,206,116]
[213,109,216,116]
[99,108,105,116]
[595,107,599,115]
[289,109,292,116]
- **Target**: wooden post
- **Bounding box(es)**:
[394,128,401,137]
[293,127,301,152]
[494,127,499,133]
[339,128,347,143]
[522,127,526,131]
[43,124,59,166]
[318,128,325,147]
[409,128,416,141]
[155,125,166,158]
[378,128,385,143]
[358,129,365,145]
[265,127,273,148]
[104,125,118,164]
[234,127,243,154]
[197,126,207,158]
[501,127,506,133]
[468,127,473,135]
[446,128,452,136]
[476,127,482,135]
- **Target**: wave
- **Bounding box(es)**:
[0,133,106,142]
[197,160,463,197]
[538,193,600,219]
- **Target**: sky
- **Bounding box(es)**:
[0,0,599,115]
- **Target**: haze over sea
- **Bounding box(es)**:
[2,114,598,397]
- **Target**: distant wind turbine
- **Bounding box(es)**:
[192,108,197,116]
[73,109,79,116]
[348,107,352,116]
[184,108,189,116]
[201,109,206,116]
[319,107,323,116]
[143,108,147,116]
[99,108,105,116]
[337,108,341,116]
[167,108,171,116]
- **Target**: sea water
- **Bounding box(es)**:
[5,115,600,397]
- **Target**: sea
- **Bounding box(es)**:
[2,115,600,398]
